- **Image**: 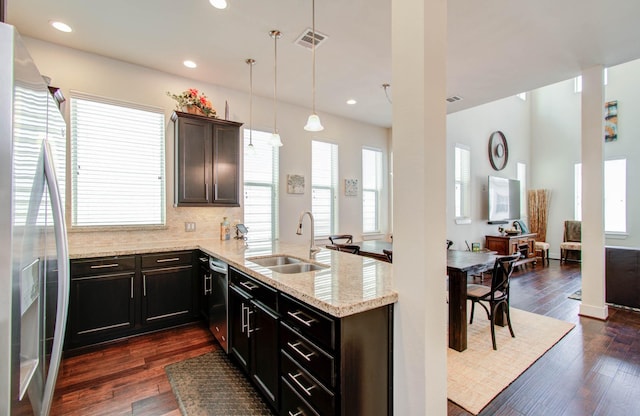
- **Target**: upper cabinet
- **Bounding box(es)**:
[172,111,242,207]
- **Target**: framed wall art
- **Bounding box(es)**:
[287,174,305,194]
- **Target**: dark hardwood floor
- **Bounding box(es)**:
[50,260,640,415]
[449,260,640,416]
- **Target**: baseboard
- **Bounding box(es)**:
[579,303,609,320]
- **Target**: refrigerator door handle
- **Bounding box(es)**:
[41,138,70,416]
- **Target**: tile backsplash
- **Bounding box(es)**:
[68,206,242,247]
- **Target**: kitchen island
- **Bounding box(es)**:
[68,238,396,416]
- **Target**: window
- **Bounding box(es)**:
[243,129,279,241]
[517,162,527,218]
[312,140,338,237]
[454,144,471,223]
[574,159,626,233]
[362,148,382,233]
[70,93,165,227]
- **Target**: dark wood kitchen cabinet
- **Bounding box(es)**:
[66,251,199,351]
[140,251,196,327]
[229,267,280,411]
[67,256,137,349]
[172,111,242,207]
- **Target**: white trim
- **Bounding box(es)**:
[579,303,609,320]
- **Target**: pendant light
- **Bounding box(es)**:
[269,30,284,147]
[246,58,256,154]
[304,0,324,131]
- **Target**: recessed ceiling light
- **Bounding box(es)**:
[183,60,197,69]
[50,20,72,33]
[209,0,228,9]
[346,99,357,105]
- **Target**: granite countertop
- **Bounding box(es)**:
[68,239,397,318]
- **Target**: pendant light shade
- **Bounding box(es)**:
[269,30,284,147]
[246,58,256,154]
[304,0,324,132]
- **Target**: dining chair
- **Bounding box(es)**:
[466,253,520,350]
[328,234,353,245]
[560,220,581,263]
[336,244,360,255]
[382,249,392,263]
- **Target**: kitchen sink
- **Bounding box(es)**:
[248,255,303,267]
[247,255,329,274]
[267,262,329,274]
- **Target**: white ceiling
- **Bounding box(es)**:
[7,0,640,128]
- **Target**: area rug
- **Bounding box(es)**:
[447,308,575,415]
[165,349,274,416]
[568,289,582,300]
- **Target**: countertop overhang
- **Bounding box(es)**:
[69,239,397,318]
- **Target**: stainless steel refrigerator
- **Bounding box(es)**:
[0,22,70,415]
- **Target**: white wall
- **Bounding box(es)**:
[446,95,531,251]
[23,37,389,246]
[530,58,640,255]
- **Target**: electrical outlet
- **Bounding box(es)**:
[185,222,196,232]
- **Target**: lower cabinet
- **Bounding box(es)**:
[229,267,280,411]
[67,251,198,350]
[228,267,393,416]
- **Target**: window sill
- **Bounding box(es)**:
[69,224,168,233]
[455,218,471,225]
[606,232,628,240]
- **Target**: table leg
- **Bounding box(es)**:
[447,268,467,352]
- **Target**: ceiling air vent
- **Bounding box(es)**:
[296,28,328,49]
[446,95,463,103]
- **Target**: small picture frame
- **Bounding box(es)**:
[287,174,305,194]
[471,242,480,252]
[345,179,358,196]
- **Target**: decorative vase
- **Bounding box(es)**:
[184,105,205,116]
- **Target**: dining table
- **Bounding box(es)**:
[331,241,498,352]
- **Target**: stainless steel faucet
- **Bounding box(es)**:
[296,211,321,257]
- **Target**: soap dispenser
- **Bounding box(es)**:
[220,217,231,240]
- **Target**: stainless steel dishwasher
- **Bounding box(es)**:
[209,256,229,353]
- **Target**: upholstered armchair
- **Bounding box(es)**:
[560,220,581,262]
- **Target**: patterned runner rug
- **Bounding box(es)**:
[448,308,575,415]
[165,349,274,415]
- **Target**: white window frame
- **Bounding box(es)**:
[243,129,279,242]
[70,92,166,228]
[454,144,471,224]
[574,158,626,235]
[517,162,527,219]
[312,140,338,238]
[362,147,383,233]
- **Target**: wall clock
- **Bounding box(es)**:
[488,130,508,171]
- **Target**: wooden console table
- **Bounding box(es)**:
[485,233,537,266]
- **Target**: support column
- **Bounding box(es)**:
[579,65,608,320]
[392,0,448,414]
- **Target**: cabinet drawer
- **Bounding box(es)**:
[141,251,193,269]
[281,377,321,416]
[71,256,136,276]
[280,293,335,351]
[282,351,335,416]
[281,322,335,388]
[229,268,277,311]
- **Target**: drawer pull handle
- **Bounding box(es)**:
[240,281,259,291]
[288,409,305,416]
[143,274,147,297]
[156,257,180,263]
[287,310,317,327]
[288,372,316,396]
[90,263,119,269]
[287,341,316,362]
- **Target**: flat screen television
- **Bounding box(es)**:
[488,176,521,224]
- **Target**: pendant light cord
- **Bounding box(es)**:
[246,58,255,146]
[311,0,316,115]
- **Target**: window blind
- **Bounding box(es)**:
[70,93,165,226]
[362,148,382,232]
[243,129,279,241]
[312,140,338,237]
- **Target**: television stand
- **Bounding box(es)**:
[485,233,537,267]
